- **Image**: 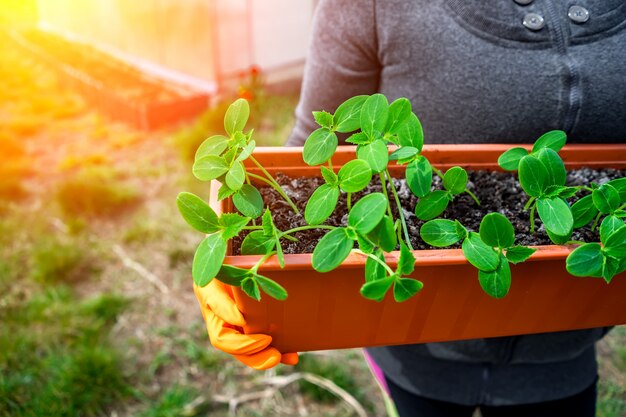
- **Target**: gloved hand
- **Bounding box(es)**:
[193,280,299,370]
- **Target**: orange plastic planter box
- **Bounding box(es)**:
[209,144,626,353]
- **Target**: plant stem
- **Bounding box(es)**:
[328,158,333,171]
[243,226,264,230]
[251,252,274,274]
[353,249,395,276]
[567,240,586,245]
[379,173,394,219]
[385,169,414,250]
[280,224,336,237]
[347,192,352,211]
[465,189,481,206]
[529,203,536,234]
[524,196,536,211]
[244,174,257,226]
[591,212,602,232]
[249,155,300,214]
[432,166,444,179]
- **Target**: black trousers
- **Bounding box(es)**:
[385,375,597,417]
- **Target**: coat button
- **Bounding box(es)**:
[522,13,545,30]
[568,5,590,23]
[514,0,533,5]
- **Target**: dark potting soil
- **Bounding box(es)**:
[231,168,626,255]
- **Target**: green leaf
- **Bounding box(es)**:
[518,155,548,198]
[305,184,339,225]
[240,230,275,255]
[346,132,370,145]
[320,166,338,186]
[224,99,250,137]
[414,190,451,221]
[592,183,621,215]
[536,148,567,187]
[505,246,536,264]
[236,139,256,162]
[600,215,625,244]
[231,131,248,148]
[193,155,229,181]
[356,140,389,173]
[396,113,424,151]
[365,249,387,282]
[478,253,511,299]
[360,275,395,301]
[334,95,368,133]
[462,232,500,272]
[217,183,236,201]
[192,234,227,286]
[602,256,621,284]
[313,110,334,129]
[367,215,397,252]
[546,229,573,245]
[360,94,389,138]
[536,197,574,237]
[216,265,250,286]
[219,213,250,240]
[532,130,567,154]
[393,278,423,302]
[225,161,245,191]
[420,219,464,247]
[356,232,374,254]
[406,156,432,198]
[557,186,579,199]
[348,193,388,234]
[497,147,529,171]
[566,243,604,278]
[176,192,220,234]
[389,146,418,162]
[241,277,261,301]
[312,228,354,272]
[338,159,372,192]
[397,242,415,276]
[607,178,626,203]
[571,195,598,228]
[479,213,515,249]
[254,274,288,300]
[195,135,229,161]
[384,98,412,134]
[442,166,468,195]
[604,225,626,258]
[303,128,338,166]
[262,209,274,236]
[232,184,264,218]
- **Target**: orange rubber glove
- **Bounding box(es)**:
[193,280,299,370]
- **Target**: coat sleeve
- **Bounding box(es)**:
[285,0,381,146]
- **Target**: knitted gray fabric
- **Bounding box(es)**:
[286,0,626,407]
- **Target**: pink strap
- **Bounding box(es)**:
[362,349,390,395]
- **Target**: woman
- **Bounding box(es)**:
[196,1,626,415]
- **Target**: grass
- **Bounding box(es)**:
[56,166,142,219]
[138,385,200,417]
[30,235,99,284]
[0,287,133,417]
[294,352,376,414]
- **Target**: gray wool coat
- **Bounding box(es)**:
[286,0,626,406]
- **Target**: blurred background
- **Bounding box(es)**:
[0,1,624,416]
